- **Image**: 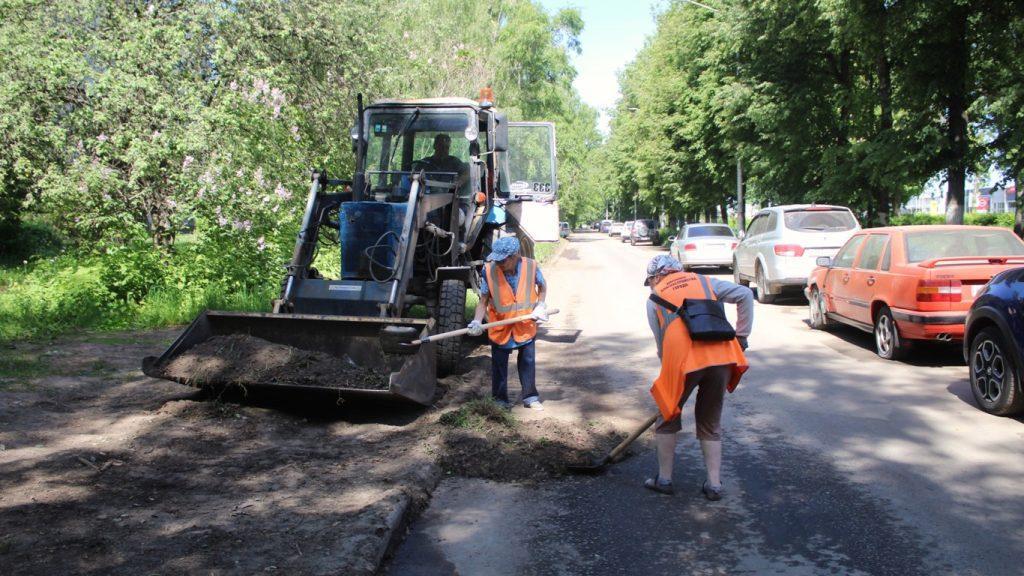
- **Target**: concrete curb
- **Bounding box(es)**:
[372,363,488,574]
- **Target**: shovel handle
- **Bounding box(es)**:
[605,413,660,464]
[409,308,560,346]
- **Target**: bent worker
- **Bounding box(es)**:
[643,255,752,500]
[468,236,548,410]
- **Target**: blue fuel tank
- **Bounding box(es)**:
[338,202,407,280]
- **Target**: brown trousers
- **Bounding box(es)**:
[654,364,730,440]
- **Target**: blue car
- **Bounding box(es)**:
[964,267,1024,416]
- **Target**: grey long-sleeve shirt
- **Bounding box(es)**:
[646,276,754,359]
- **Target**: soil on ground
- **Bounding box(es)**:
[0,330,629,575]
[437,400,625,482]
[161,334,391,390]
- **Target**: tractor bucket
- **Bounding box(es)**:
[142,311,437,405]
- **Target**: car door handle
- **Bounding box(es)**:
[867,276,876,286]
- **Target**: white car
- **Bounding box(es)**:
[669,224,738,270]
[609,222,624,236]
[733,204,860,304]
[620,221,635,242]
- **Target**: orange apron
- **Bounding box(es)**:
[650,272,748,421]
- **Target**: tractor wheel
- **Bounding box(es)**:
[436,279,467,376]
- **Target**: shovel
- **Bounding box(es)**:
[380,309,560,354]
[566,412,660,474]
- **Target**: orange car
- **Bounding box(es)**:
[805,225,1024,359]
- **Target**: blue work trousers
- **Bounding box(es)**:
[490,341,539,405]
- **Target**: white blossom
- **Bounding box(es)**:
[275,183,292,201]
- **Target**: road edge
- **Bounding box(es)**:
[372,361,488,575]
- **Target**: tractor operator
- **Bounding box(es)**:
[418,133,469,195]
[643,255,752,500]
[468,236,549,411]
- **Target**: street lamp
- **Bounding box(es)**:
[679,0,745,232]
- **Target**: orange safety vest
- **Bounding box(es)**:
[484,257,540,345]
[650,271,748,421]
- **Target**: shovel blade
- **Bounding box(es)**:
[379,325,421,355]
[565,457,609,475]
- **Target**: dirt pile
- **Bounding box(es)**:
[437,400,625,482]
[161,334,391,390]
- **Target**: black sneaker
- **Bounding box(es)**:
[701,481,722,501]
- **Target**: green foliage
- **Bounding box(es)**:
[656,228,678,247]
[0,262,117,342]
[964,212,1014,228]
[99,238,167,302]
[439,399,516,429]
[889,213,946,226]
[888,212,1013,227]
[0,0,598,342]
[533,240,563,263]
[0,220,63,267]
[599,0,1024,228]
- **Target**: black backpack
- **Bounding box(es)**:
[649,274,736,342]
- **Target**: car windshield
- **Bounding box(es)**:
[784,209,857,232]
[904,229,1024,263]
[688,225,734,238]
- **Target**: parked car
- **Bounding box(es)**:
[964,268,1024,416]
[559,221,570,238]
[629,219,660,245]
[735,204,860,304]
[608,222,624,236]
[670,224,738,270]
[620,221,635,242]
[806,225,1024,360]
[600,219,613,233]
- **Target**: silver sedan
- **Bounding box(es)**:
[669,224,738,271]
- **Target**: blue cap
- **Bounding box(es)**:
[645,255,684,285]
[486,236,521,261]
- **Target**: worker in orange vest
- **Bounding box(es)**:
[644,255,752,500]
[468,236,549,410]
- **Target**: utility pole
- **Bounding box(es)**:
[634,191,638,220]
[736,157,745,231]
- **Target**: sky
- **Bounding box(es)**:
[537,0,664,134]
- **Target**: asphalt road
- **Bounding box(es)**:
[386,233,1024,576]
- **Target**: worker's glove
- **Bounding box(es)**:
[737,336,749,351]
[531,302,549,323]
[467,320,484,336]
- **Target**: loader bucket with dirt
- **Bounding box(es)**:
[142,311,437,405]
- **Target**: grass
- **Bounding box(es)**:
[128,285,274,330]
[533,239,565,263]
[0,352,54,379]
[439,398,516,429]
[0,264,274,343]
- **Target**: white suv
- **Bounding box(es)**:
[733,205,860,304]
